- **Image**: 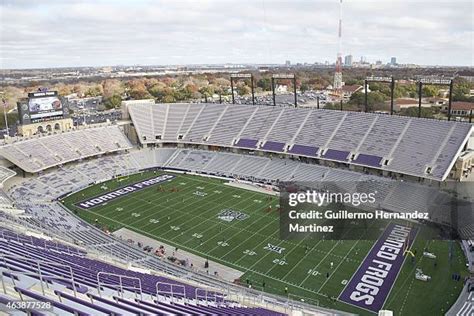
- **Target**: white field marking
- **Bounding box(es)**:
[124,183,216,228]
[208,211,276,255]
[298,222,374,288]
[166,193,261,241]
[181,190,264,246]
[75,210,330,298]
[383,238,427,310]
[98,172,221,224]
[77,173,359,283]
[271,235,321,279]
[117,174,278,236]
[316,238,362,293]
[101,175,224,232]
[236,235,287,267]
[297,240,343,287]
[141,181,229,234]
[399,275,415,315]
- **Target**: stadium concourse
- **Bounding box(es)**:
[0,102,472,315]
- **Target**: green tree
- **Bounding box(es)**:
[0,112,18,129]
[453,78,472,101]
[104,95,122,109]
[422,85,439,97]
[257,78,272,91]
[400,107,434,118]
[348,91,388,111]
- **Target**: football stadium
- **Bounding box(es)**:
[0,90,472,316]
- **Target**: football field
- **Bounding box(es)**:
[62,170,466,315]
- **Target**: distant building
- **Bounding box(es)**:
[425,97,447,107]
[344,55,353,67]
[393,98,431,111]
[376,60,382,65]
[285,60,291,66]
[341,85,363,100]
[444,101,474,116]
[390,57,397,65]
[458,69,474,83]
[276,85,288,93]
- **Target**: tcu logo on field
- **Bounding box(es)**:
[217,209,249,222]
[264,243,285,254]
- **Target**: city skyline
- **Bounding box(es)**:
[1,0,473,69]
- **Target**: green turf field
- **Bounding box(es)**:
[62,170,467,315]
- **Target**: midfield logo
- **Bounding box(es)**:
[217,209,249,222]
[264,243,285,254]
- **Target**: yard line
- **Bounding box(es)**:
[280,237,324,280]
[316,238,362,293]
[298,220,373,288]
[178,190,264,244]
[219,216,278,258]
[297,239,342,287]
[236,234,287,268]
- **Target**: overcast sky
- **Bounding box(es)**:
[1,0,472,69]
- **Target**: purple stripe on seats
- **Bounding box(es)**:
[288,145,319,157]
[338,223,418,313]
[235,138,258,149]
[353,154,383,167]
[322,149,349,161]
[261,141,285,152]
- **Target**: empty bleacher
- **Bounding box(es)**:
[127,103,472,181]
[0,125,132,173]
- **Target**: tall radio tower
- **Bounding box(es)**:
[333,0,343,91]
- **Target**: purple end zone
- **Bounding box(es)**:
[338,223,418,313]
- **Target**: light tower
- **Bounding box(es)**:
[333,0,343,92]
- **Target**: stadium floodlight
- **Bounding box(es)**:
[230,73,255,105]
[271,74,297,107]
[364,76,395,114]
[366,76,393,83]
[419,77,452,85]
[417,77,454,120]
[0,92,8,136]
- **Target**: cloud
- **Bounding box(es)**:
[0,0,472,68]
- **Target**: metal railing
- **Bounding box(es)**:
[97,271,142,300]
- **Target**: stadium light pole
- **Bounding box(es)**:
[230,79,235,104]
[230,73,255,105]
[1,98,9,136]
[448,80,453,121]
[418,77,453,120]
[418,81,423,118]
[272,74,297,107]
[293,76,297,108]
[390,77,395,115]
[364,80,368,112]
[271,77,276,106]
[365,76,395,114]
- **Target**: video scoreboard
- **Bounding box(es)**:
[17,90,69,125]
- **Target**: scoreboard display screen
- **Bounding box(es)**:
[18,91,67,124]
[28,95,63,119]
